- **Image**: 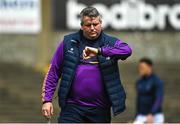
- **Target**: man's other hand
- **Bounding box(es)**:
[42,102,54,119]
[146,114,154,123]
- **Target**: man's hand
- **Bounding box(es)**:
[146,114,154,123]
[83,46,99,60]
[42,102,54,119]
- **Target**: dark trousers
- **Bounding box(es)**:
[58,104,111,123]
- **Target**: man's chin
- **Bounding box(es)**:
[89,34,99,39]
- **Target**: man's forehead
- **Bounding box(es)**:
[83,16,100,22]
[139,62,151,68]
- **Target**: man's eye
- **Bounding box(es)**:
[84,23,99,27]
[93,24,98,26]
[85,24,91,27]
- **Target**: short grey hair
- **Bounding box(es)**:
[80,7,102,25]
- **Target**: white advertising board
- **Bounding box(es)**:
[0,0,41,34]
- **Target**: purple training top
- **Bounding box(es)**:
[42,36,132,108]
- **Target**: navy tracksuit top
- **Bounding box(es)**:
[136,73,164,115]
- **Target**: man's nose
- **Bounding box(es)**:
[90,24,95,30]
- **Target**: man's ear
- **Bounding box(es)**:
[80,26,83,30]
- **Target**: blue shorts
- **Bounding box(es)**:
[58,104,111,123]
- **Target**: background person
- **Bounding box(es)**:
[133,58,164,124]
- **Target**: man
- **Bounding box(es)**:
[41,7,132,123]
[133,58,164,124]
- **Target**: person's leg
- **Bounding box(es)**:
[85,107,111,123]
[58,104,85,123]
[153,113,164,124]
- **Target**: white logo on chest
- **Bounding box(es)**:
[106,57,111,60]
[68,48,74,54]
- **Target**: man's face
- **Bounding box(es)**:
[138,62,152,77]
[81,16,102,40]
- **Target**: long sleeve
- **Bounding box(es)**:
[151,78,164,114]
[41,41,64,103]
[101,39,132,60]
